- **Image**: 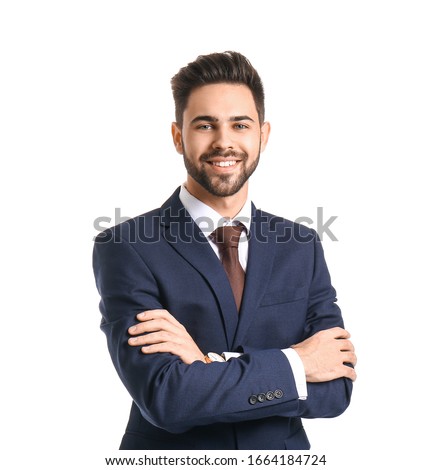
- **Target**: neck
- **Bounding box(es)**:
[185,178,248,219]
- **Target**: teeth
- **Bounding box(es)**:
[211,161,237,167]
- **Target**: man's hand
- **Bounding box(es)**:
[292,327,357,382]
[128,309,205,364]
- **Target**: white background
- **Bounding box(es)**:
[1,1,430,469]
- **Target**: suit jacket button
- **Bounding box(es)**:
[249,395,258,405]
[274,389,284,399]
[266,391,275,401]
[257,393,266,403]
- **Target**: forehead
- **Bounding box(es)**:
[184,83,258,120]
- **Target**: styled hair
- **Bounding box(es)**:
[171,51,265,126]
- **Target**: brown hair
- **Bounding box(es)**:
[171,51,265,127]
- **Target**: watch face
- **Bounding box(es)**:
[208,352,225,362]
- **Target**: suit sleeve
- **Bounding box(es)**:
[93,230,306,433]
[296,233,353,418]
[239,231,353,419]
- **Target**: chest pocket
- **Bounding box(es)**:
[260,286,306,307]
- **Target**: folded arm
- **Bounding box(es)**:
[126,231,357,422]
[128,309,356,381]
[94,232,305,433]
[93,228,355,431]
[128,308,356,420]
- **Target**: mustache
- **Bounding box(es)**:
[200,149,248,162]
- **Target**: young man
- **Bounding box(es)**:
[93,51,356,450]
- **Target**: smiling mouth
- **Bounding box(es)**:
[209,160,239,167]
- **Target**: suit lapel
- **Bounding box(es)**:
[160,188,239,348]
[233,206,276,348]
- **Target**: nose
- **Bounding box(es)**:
[211,125,234,151]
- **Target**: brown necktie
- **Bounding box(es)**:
[211,225,245,311]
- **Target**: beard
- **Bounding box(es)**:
[182,144,261,197]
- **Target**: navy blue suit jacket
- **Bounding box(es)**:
[93,188,353,450]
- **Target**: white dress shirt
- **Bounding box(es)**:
[179,185,307,400]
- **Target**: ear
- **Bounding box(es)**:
[259,121,271,152]
[171,122,183,154]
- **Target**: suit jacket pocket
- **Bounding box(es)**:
[260,286,306,307]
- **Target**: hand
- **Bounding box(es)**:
[292,327,357,382]
[128,309,205,364]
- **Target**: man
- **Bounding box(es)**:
[93,51,356,450]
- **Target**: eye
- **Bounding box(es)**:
[234,123,248,130]
[197,124,213,130]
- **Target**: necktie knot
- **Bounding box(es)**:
[211,225,244,250]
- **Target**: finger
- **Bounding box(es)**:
[332,327,351,339]
[342,351,357,366]
[128,322,148,335]
[128,310,168,335]
[140,342,184,356]
[318,327,349,340]
[338,339,355,352]
[128,331,177,347]
[128,318,182,336]
[137,310,184,328]
[137,309,167,320]
[128,320,156,336]
[342,364,357,382]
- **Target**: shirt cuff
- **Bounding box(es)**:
[222,352,243,361]
[281,348,308,400]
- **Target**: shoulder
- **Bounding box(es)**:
[94,207,162,245]
[255,209,318,244]
[94,187,183,246]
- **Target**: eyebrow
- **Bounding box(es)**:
[190,115,255,125]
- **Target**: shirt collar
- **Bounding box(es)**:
[179,184,252,237]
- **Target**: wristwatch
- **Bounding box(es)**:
[204,352,226,363]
